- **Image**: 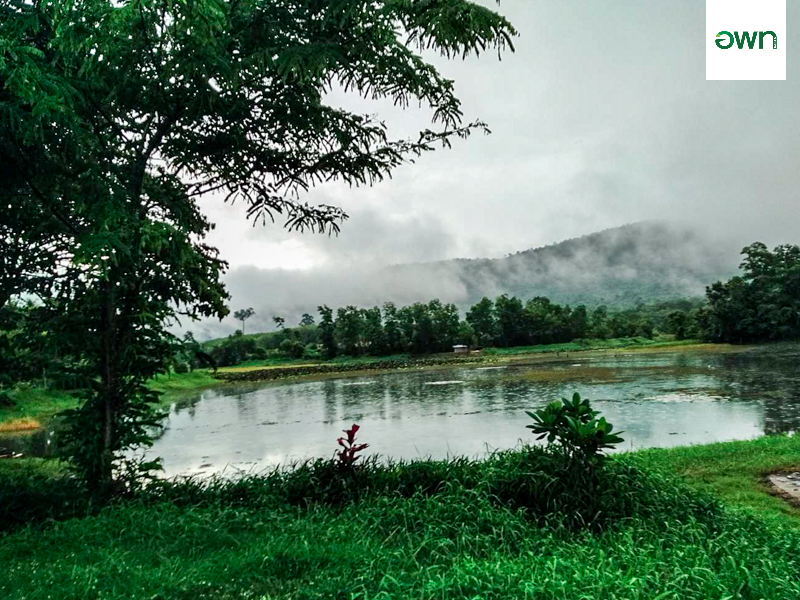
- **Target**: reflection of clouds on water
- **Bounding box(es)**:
[424,380,465,386]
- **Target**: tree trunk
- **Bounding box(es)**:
[97,279,118,493]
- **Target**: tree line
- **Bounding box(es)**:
[196,296,706,368]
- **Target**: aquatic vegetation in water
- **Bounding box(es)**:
[516,366,629,384]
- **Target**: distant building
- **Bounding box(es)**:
[453,344,469,355]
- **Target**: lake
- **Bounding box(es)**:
[5,344,800,477]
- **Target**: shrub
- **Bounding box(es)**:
[250,346,268,360]
[526,392,624,466]
[302,343,321,359]
[279,339,305,359]
[0,462,90,532]
[174,362,190,374]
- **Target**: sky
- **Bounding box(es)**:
[191,0,800,338]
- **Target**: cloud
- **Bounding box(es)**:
[187,0,800,338]
[242,206,459,268]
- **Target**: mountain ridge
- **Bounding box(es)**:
[382,221,739,308]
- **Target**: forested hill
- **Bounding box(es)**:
[384,222,738,308]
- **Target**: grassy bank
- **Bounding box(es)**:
[0,371,221,429]
[0,387,78,432]
[629,435,800,526]
[3,435,800,599]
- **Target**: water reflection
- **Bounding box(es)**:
[5,344,800,477]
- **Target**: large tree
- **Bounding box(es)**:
[0,0,516,491]
[700,243,800,343]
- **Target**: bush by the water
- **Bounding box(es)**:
[0,445,710,534]
[279,338,306,359]
[130,445,716,531]
[527,392,625,466]
[0,391,14,407]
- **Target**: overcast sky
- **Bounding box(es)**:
[191,0,800,337]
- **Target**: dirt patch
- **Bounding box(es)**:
[766,472,800,508]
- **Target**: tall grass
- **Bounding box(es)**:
[3,445,800,598]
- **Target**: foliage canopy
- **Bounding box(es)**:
[0,0,516,490]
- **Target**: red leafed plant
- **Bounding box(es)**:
[336,423,369,469]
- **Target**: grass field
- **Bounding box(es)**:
[629,435,800,526]
[2,435,800,599]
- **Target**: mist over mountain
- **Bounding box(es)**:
[385,221,738,308]
[194,221,740,340]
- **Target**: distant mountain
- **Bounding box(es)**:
[383,221,739,308]
[201,221,742,340]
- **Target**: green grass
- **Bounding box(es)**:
[148,370,221,401]
[0,387,79,428]
[0,371,222,427]
[3,444,800,599]
[628,435,800,525]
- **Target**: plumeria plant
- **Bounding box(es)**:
[336,424,369,469]
[526,393,624,466]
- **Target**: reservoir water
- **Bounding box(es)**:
[5,344,800,477]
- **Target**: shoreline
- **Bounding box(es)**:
[0,340,750,431]
[211,340,745,384]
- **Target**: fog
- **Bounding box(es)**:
[190,0,800,339]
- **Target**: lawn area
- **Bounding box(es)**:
[2,436,800,599]
[0,387,78,432]
[0,371,222,429]
[628,435,800,525]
